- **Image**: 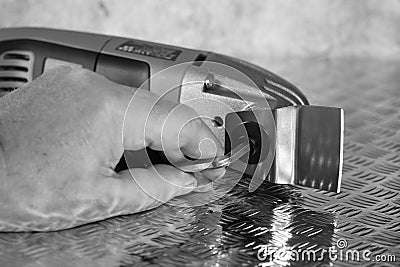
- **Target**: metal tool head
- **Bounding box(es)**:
[179,66,343,193]
[174,105,344,193]
[224,106,344,192]
[272,105,344,192]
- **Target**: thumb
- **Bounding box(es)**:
[98,165,198,214]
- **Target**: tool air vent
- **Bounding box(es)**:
[0,50,34,97]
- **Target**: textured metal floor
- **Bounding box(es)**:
[0,58,399,266]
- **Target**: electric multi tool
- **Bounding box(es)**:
[0,28,343,192]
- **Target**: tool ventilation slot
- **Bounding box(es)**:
[0,50,34,97]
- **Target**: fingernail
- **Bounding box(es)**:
[185,179,197,187]
[179,179,197,195]
[194,182,213,193]
[215,167,226,179]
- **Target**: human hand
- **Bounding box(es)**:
[0,66,225,231]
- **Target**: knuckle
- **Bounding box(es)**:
[68,67,94,81]
[69,66,90,75]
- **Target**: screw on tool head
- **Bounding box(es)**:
[204,73,215,89]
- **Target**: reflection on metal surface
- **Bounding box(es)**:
[0,59,399,266]
[274,106,297,185]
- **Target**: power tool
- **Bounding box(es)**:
[0,27,343,192]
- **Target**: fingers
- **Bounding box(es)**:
[199,167,226,181]
[163,107,223,160]
[121,89,225,180]
[97,164,198,214]
[123,89,223,156]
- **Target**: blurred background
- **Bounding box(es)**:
[1,0,399,67]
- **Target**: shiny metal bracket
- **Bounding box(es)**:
[271,105,344,192]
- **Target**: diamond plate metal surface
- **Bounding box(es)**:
[0,58,399,266]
